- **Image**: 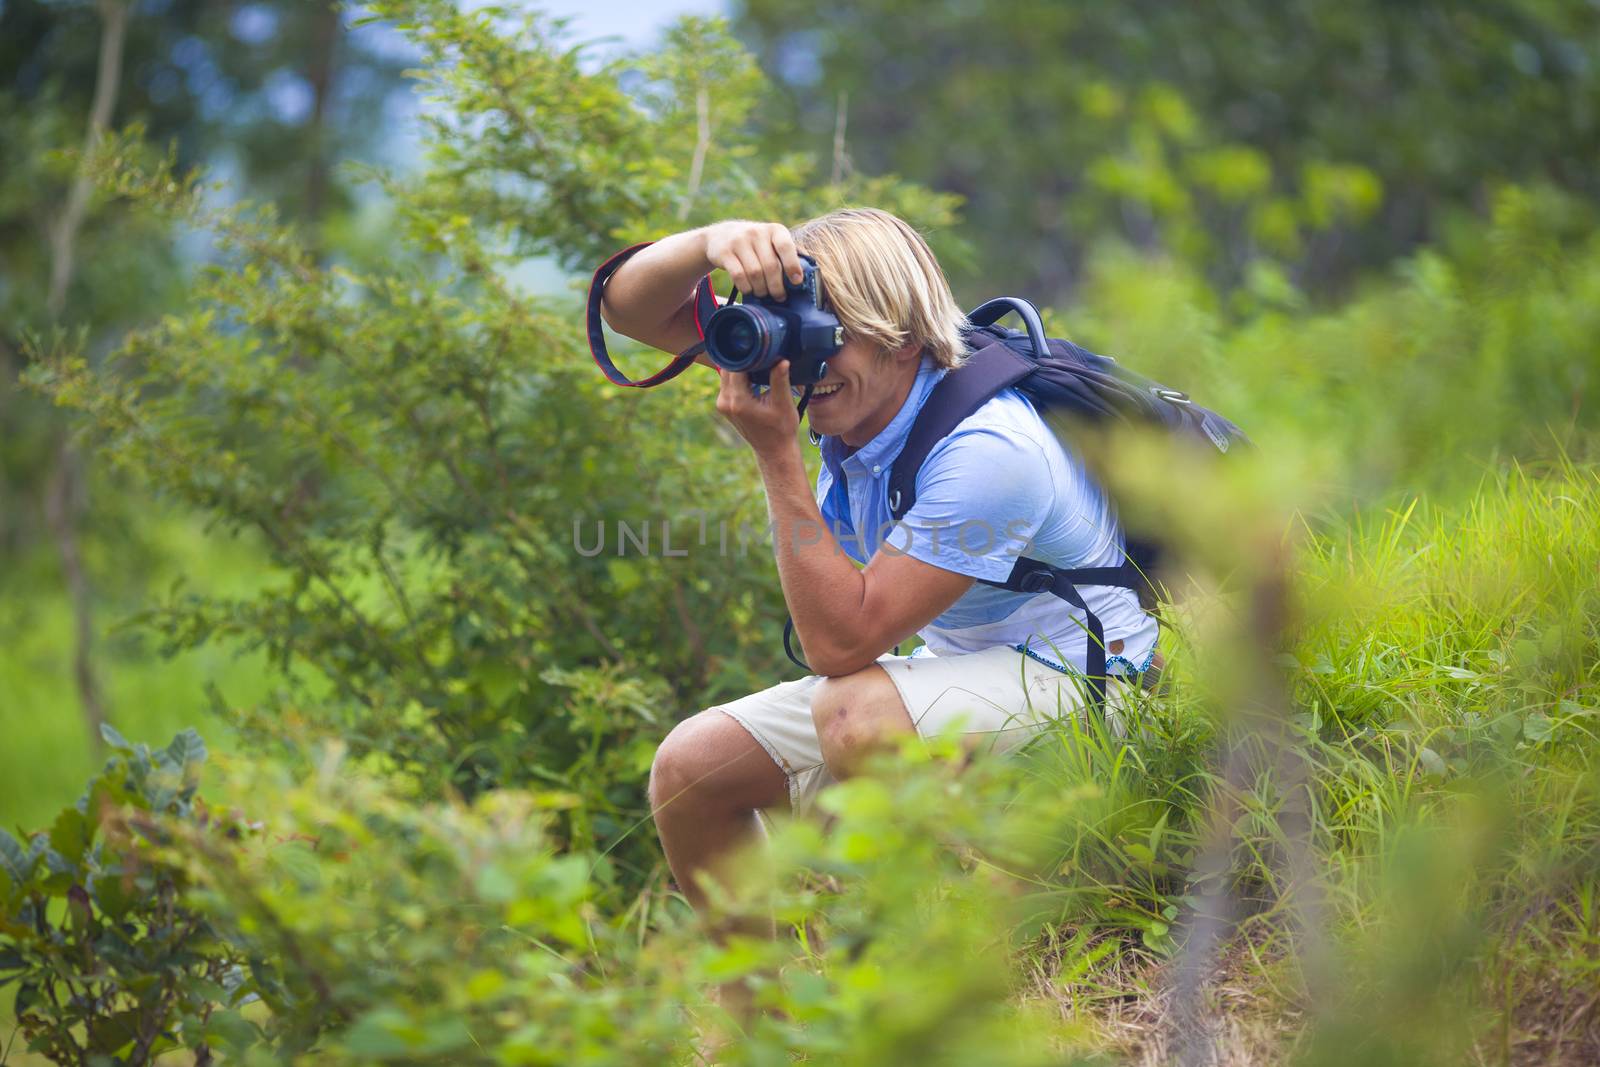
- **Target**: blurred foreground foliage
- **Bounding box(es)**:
[3,465,1596,1063]
[6,3,1600,1064]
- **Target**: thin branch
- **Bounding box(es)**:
[301,0,340,251]
[679,84,711,221]
[830,89,851,186]
[47,0,127,319]
[1168,538,1324,1066]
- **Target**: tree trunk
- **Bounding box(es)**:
[303,0,341,248]
[47,0,127,321]
[43,437,108,748]
[43,0,129,750]
[0,337,13,554]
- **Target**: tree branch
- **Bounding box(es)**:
[46,0,127,319]
[831,89,851,186]
[679,84,711,221]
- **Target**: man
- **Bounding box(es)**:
[599,209,1158,914]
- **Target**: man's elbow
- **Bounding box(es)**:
[810,655,859,678]
[598,296,634,337]
[806,635,888,678]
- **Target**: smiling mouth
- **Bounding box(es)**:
[803,381,844,404]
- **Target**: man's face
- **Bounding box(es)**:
[793,335,922,447]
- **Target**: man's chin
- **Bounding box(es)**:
[806,412,839,437]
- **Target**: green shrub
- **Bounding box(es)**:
[0,726,251,1065]
[16,738,1074,1065]
[23,8,963,892]
[1068,185,1600,497]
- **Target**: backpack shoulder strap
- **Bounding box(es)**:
[887,338,1035,520]
[980,556,1109,707]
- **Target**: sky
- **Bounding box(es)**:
[510,0,729,58]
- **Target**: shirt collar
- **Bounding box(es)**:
[819,354,946,479]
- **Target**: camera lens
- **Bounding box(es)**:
[706,306,786,372]
[725,320,758,359]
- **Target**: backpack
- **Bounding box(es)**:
[867,297,1250,707]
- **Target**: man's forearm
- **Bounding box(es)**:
[755,442,872,674]
[599,228,710,335]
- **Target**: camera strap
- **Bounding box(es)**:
[586,241,721,387]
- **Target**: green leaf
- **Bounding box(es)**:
[1146,809,1170,853]
[418,1019,474,1055]
[87,1008,143,1054]
[0,829,34,889]
[202,1008,260,1051]
[341,1008,420,1056]
[100,722,133,751]
[471,660,522,708]
[14,977,41,1015]
[1523,712,1555,744]
[92,870,136,921]
[1123,842,1156,866]
[162,727,208,772]
[184,976,230,1003]
[49,808,90,865]
[698,936,779,983]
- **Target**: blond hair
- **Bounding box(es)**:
[790,208,969,370]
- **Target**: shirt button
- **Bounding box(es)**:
[871,464,881,475]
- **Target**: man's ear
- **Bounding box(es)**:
[890,341,923,366]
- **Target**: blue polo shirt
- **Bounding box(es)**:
[814,354,1159,676]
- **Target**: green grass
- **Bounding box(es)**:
[995,461,1600,1063]
[0,509,278,833]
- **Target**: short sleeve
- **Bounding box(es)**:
[886,426,1060,582]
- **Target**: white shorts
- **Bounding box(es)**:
[713,644,1137,814]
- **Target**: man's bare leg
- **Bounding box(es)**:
[810,665,917,780]
[650,708,790,1047]
[650,709,790,913]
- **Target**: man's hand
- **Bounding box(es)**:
[716,359,801,458]
[703,221,805,300]
[597,219,803,365]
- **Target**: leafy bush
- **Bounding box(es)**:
[0,736,1078,1065]
[1067,184,1600,496]
[0,726,250,1065]
[24,8,959,885]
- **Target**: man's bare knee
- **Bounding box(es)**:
[647,733,691,814]
[811,667,913,778]
[650,712,722,812]
[650,710,787,815]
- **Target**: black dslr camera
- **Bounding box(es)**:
[703,254,843,387]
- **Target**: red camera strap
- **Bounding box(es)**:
[586,242,722,388]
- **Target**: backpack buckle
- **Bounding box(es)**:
[1154,388,1191,405]
[1019,569,1055,594]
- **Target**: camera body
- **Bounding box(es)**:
[703,254,843,387]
